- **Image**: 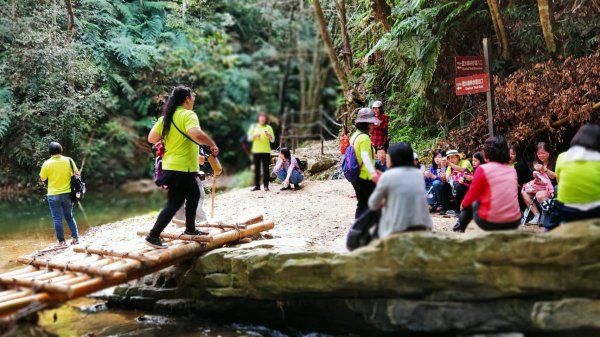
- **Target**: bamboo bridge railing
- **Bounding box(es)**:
[0,215,274,324]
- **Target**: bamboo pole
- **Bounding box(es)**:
[0,293,50,316]
[18,255,113,273]
[0,266,37,278]
[0,289,32,303]
[136,231,213,243]
[0,221,275,315]
[72,246,160,262]
[195,214,264,229]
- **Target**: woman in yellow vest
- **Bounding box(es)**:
[146,85,220,249]
[39,142,80,246]
[247,112,275,191]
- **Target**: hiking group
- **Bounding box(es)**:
[342,100,600,248]
[39,87,599,250]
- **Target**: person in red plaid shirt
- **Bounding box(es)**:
[371,100,389,149]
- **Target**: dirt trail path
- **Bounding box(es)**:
[20,178,540,263]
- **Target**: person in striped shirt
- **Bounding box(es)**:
[452,135,521,232]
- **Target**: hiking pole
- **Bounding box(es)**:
[211,175,216,218]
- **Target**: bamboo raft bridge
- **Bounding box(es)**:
[0,215,274,323]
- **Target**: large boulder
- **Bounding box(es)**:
[113,219,600,334]
[307,156,337,174]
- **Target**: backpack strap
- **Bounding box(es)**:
[68,158,76,176]
[172,120,202,147]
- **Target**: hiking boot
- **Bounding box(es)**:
[71,238,79,245]
[145,236,167,249]
[250,186,260,192]
[183,229,209,236]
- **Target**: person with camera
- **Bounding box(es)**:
[248,112,275,192]
[39,142,80,246]
[146,85,219,249]
[273,147,304,191]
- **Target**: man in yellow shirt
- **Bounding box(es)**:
[248,112,275,191]
[39,142,80,246]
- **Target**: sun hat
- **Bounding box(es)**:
[446,149,460,158]
[372,100,383,108]
[355,108,380,125]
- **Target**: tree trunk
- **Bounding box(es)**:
[336,0,353,72]
[298,0,308,133]
[486,0,511,60]
[311,0,353,109]
[370,0,391,32]
[277,8,296,117]
[64,0,75,40]
[537,0,560,55]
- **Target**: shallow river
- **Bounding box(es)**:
[0,192,348,337]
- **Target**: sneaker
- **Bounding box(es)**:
[445,210,457,216]
[183,229,209,236]
[56,241,67,248]
[293,184,300,190]
[528,214,540,225]
[452,221,464,233]
[264,187,270,191]
[250,186,260,192]
[71,238,79,245]
[145,236,167,249]
[280,186,291,191]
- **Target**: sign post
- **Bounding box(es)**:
[483,38,495,137]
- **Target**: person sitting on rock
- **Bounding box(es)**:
[368,142,432,237]
[424,150,445,212]
[273,147,304,191]
[453,136,521,232]
[375,146,387,172]
[439,149,473,216]
[554,124,600,224]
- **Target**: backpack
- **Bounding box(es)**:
[340,132,350,155]
[341,133,368,183]
[346,209,380,251]
[153,141,168,188]
[69,159,86,204]
[297,158,307,172]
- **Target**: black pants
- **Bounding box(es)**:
[454,183,469,212]
[253,153,271,188]
[149,171,200,238]
[351,178,376,219]
[439,182,453,212]
[455,202,520,231]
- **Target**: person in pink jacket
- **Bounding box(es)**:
[453,135,521,232]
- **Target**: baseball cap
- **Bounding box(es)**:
[413,152,419,160]
[372,100,383,108]
[355,108,380,125]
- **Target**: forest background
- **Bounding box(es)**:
[0,0,598,195]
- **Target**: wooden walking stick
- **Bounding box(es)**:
[211,174,216,218]
[206,153,222,219]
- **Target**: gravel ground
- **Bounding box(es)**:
[17,177,542,265]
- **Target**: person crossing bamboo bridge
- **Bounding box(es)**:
[146,85,220,249]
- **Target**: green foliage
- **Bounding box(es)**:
[0,0,332,192]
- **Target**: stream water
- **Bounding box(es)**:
[0,192,351,337]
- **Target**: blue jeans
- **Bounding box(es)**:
[426,180,443,207]
[47,193,79,242]
[276,169,304,184]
